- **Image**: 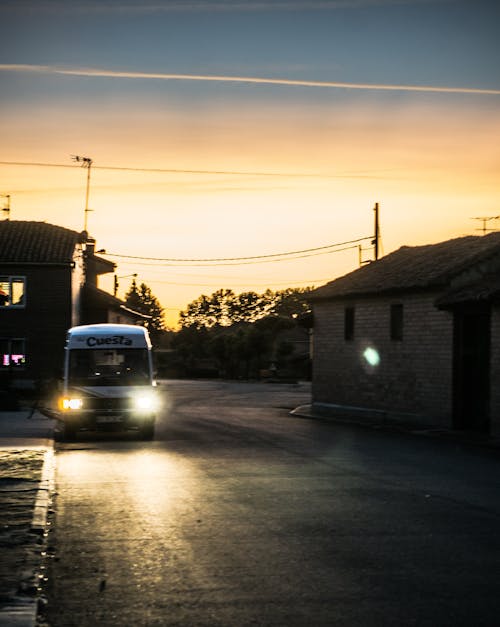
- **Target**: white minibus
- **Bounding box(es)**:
[58,324,158,440]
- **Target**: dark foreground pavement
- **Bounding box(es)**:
[0,410,55,627]
[2,381,500,626]
[43,381,500,627]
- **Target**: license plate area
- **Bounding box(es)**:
[96,415,123,423]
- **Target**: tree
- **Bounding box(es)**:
[171,324,210,374]
[179,289,236,329]
[179,287,312,330]
[228,291,266,323]
[125,279,166,345]
[174,286,313,380]
[268,287,313,318]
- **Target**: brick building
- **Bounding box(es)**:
[0,220,145,397]
[310,233,500,436]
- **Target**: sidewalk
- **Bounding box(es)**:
[0,409,56,627]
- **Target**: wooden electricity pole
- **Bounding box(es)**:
[373,202,380,260]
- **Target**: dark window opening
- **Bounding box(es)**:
[390,304,403,341]
[344,307,355,341]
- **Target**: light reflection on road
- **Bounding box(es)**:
[124,449,200,521]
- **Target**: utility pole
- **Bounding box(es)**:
[114,273,137,297]
[72,155,93,232]
[358,202,382,266]
[1,194,10,220]
[373,202,380,260]
[471,215,499,235]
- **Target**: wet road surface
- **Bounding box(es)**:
[44,381,500,626]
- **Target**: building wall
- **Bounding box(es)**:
[312,292,454,425]
[1,264,74,388]
[490,305,500,437]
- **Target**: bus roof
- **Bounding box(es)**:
[66,324,151,349]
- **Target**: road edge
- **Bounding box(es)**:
[0,443,55,627]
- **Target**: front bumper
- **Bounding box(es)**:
[58,410,155,430]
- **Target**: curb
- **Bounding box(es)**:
[291,404,500,450]
[0,443,56,627]
[31,449,55,534]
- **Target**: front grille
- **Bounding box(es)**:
[84,397,130,411]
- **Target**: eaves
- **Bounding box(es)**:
[310,284,446,303]
[0,261,75,268]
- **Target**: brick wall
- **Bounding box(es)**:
[312,292,454,425]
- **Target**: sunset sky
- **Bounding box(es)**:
[1,0,499,327]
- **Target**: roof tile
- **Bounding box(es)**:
[311,233,500,300]
[0,221,84,263]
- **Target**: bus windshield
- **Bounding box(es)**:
[68,349,150,386]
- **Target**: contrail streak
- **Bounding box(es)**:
[1,64,499,95]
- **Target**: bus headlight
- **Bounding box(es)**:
[133,393,157,412]
[60,397,83,411]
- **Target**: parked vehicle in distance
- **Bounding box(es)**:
[57,324,158,440]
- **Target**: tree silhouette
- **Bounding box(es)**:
[173,287,312,380]
[125,279,166,344]
[179,287,312,330]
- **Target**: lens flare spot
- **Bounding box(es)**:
[363,347,380,367]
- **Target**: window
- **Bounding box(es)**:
[344,306,355,341]
[390,304,403,341]
[68,348,150,386]
[0,276,26,308]
[0,338,26,369]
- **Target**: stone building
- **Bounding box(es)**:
[310,233,500,436]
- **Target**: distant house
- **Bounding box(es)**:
[0,220,146,395]
[310,233,500,436]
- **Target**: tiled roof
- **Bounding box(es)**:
[0,220,84,263]
[436,272,500,308]
[311,232,500,300]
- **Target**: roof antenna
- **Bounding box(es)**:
[71,155,93,232]
[471,216,499,235]
[1,194,10,220]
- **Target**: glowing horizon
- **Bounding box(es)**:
[1,1,499,327]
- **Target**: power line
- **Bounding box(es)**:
[104,244,363,268]
[140,277,324,288]
[100,237,371,264]
[0,160,387,180]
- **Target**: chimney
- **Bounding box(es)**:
[84,238,97,287]
[85,238,96,255]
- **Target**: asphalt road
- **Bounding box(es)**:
[44,381,500,627]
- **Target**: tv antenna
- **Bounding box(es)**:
[1,194,10,220]
[471,216,500,235]
[71,155,93,232]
